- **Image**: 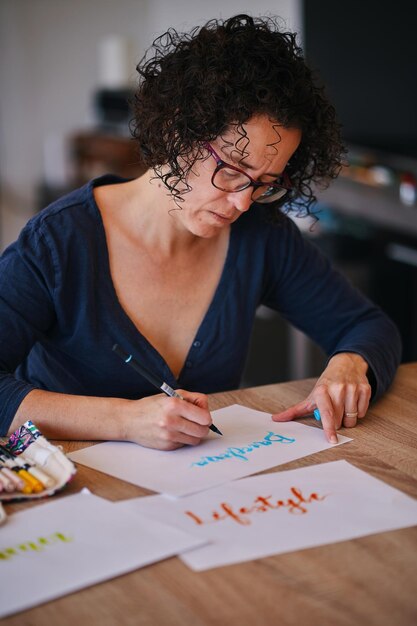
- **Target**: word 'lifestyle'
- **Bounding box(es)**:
[185,487,328,526]
[190,431,296,467]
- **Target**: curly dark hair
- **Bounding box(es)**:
[131,14,345,219]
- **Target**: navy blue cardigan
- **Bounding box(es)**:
[0,175,401,434]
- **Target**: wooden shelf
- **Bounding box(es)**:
[70,131,145,184]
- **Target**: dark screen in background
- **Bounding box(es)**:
[302,0,417,157]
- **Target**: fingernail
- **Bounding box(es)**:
[330,435,338,444]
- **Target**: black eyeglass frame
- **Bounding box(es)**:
[203,142,293,204]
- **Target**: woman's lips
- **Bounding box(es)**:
[209,211,234,222]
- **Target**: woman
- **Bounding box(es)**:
[0,15,401,448]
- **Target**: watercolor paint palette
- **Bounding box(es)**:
[0,421,76,502]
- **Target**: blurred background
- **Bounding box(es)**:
[1,0,416,385]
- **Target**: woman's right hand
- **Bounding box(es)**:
[123,389,212,450]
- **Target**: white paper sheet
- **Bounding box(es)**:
[68,404,351,496]
[0,490,205,618]
[115,460,417,571]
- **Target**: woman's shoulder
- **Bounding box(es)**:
[29,175,124,234]
[16,175,132,255]
[0,176,126,270]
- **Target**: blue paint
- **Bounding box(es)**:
[190,431,296,467]
[313,409,321,421]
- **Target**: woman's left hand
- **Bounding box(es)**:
[271,352,372,444]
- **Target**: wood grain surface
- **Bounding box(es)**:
[2,363,417,626]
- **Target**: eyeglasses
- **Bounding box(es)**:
[203,142,292,205]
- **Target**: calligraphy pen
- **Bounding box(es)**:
[112,344,223,436]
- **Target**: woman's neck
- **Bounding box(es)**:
[96,170,224,260]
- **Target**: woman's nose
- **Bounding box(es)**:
[229,187,253,213]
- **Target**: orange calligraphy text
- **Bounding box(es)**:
[185,487,327,526]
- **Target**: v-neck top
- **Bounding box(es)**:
[0,175,401,434]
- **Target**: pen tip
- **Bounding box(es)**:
[211,425,223,436]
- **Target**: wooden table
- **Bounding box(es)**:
[3,363,417,626]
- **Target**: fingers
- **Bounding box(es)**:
[158,426,206,448]
[341,380,372,427]
[314,384,339,443]
[173,391,212,427]
[271,399,315,422]
[342,413,358,428]
[158,393,212,446]
[357,381,372,418]
[178,389,210,411]
[272,380,372,445]
[272,395,338,443]
[342,382,359,428]
[129,391,212,450]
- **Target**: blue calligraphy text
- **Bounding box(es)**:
[190,431,296,467]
